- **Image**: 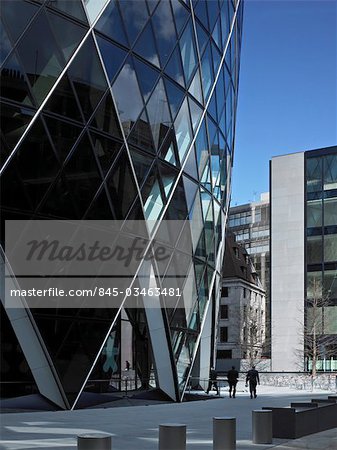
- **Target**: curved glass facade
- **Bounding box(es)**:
[0,0,243,409]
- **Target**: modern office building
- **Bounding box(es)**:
[0,0,243,409]
[271,146,337,372]
[228,193,270,357]
[216,232,266,371]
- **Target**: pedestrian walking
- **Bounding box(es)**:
[245,365,260,398]
[206,367,220,395]
[227,366,239,398]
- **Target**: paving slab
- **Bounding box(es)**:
[0,385,336,450]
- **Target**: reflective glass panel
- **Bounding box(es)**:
[146,78,171,150]
[171,0,189,36]
[307,235,322,265]
[12,118,60,209]
[106,150,138,219]
[44,115,81,163]
[164,77,185,120]
[159,128,179,167]
[324,234,337,263]
[195,21,209,56]
[183,146,198,180]
[324,197,337,226]
[324,270,337,299]
[307,199,322,228]
[85,187,114,219]
[206,0,219,31]
[83,0,109,24]
[134,57,159,102]
[90,132,122,175]
[0,18,12,65]
[0,0,38,43]
[95,0,128,46]
[307,157,322,193]
[119,0,149,46]
[44,73,83,122]
[324,155,337,190]
[1,52,34,106]
[195,119,209,176]
[47,11,87,62]
[62,133,103,216]
[194,0,208,29]
[89,92,122,139]
[188,69,203,105]
[174,98,192,163]
[95,34,127,83]
[141,164,165,222]
[46,0,88,23]
[0,103,34,153]
[112,57,144,130]
[129,147,154,186]
[38,176,79,219]
[188,96,203,132]
[16,10,64,106]
[152,0,177,66]
[179,20,197,85]
[133,21,160,67]
[201,43,214,100]
[127,111,155,154]
[164,45,185,87]
[68,36,108,120]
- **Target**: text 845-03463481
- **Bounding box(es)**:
[99,287,182,297]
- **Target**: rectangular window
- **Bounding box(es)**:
[220,304,228,319]
[221,286,228,297]
[243,288,246,298]
[217,350,232,359]
[220,326,228,342]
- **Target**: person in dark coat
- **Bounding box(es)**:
[206,367,220,395]
[227,366,239,398]
[246,365,260,398]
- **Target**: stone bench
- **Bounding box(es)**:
[262,398,337,439]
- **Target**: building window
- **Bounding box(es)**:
[217,350,232,359]
[220,304,228,319]
[220,327,228,342]
[221,286,228,297]
[243,288,246,298]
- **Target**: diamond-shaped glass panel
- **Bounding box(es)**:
[95,0,128,46]
[44,73,83,123]
[179,20,197,85]
[1,0,39,44]
[68,35,108,120]
[112,57,144,134]
[133,21,160,67]
[95,34,127,83]
[146,78,171,150]
[164,44,185,87]
[174,97,192,163]
[152,0,177,66]
[16,10,65,106]
[119,0,149,46]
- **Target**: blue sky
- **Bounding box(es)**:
[231,0,337,206]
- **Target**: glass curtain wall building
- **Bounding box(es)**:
[0,0,243,409]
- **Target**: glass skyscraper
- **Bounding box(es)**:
[0,0,243,409]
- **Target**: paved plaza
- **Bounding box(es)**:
[0,384,336,450]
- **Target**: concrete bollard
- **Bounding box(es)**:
[213,417,236,450]
[252,410,272,444]
[159,423,186,450]
[77,433,112,450]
